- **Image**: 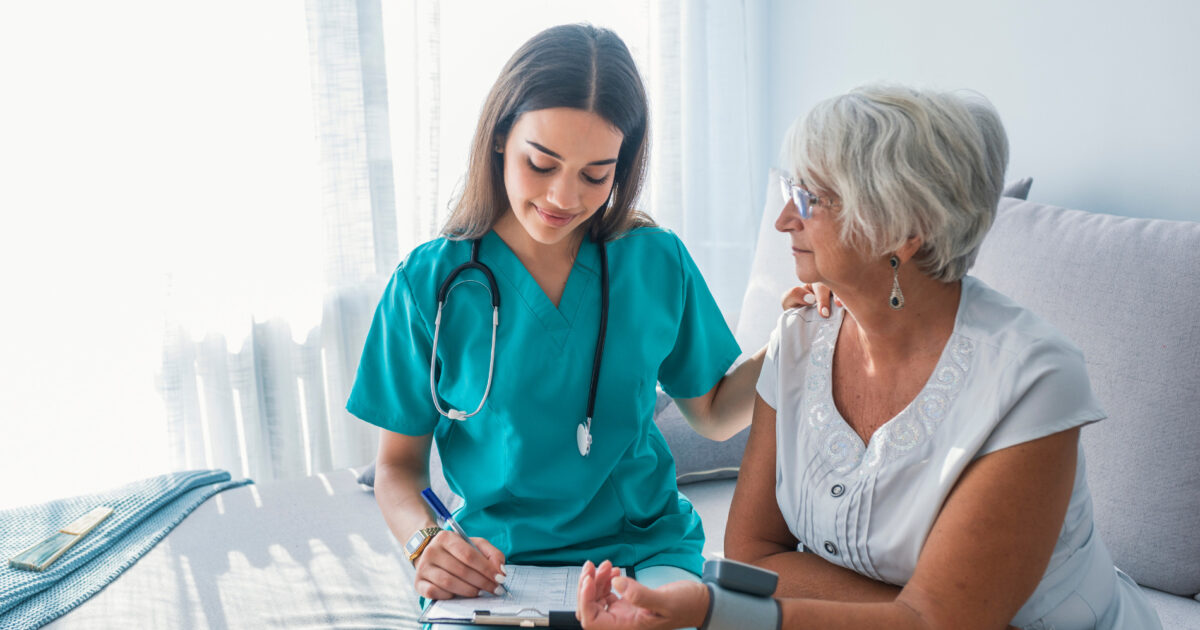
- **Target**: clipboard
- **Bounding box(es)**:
[455,608,580,628]
[418,564,633,628]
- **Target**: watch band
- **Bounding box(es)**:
[407,527,442,565]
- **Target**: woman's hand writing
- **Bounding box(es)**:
[414,532,507,600]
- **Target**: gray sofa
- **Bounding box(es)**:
[666,187,1200,628]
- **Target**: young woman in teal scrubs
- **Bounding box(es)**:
[346,24,768,611]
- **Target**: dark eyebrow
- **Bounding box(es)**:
[527,141,617,166]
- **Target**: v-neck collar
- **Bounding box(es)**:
[480,230,601,343]
[814,281,973,473]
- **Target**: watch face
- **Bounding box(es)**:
[405,529,429,555]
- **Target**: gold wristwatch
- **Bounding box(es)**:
[404,526,442,565]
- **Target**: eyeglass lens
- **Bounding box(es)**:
[778,173,812,219]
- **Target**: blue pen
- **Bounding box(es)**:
[421,488,508,595]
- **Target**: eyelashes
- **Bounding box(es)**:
[526,158,610,185]
[583,173,610,185]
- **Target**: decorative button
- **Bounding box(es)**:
[830,483,845,497]
[823,541,838,555]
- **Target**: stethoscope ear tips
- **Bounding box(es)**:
[448,409,467,421]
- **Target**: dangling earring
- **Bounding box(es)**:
[889,255,905,310]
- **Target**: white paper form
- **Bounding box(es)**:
[422,564,625,622]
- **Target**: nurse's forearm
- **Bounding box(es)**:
[675,346,766,441]
[375,458,438,544]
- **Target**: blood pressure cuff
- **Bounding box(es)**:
[699,584,781,630]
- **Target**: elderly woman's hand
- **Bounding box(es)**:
[576,560,708,630]
[781,282,839,317]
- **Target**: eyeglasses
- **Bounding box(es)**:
[772,168,840,219]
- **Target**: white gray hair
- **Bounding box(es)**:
[783,84,1008,281]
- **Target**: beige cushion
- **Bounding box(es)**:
[973,199,1200,596]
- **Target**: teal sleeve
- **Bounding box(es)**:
[346,264,439,435]
[656,236,742,399]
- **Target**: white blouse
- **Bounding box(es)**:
[756,276,1160,630]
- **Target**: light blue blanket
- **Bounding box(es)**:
[0,469,252,629]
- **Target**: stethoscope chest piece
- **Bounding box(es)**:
[577,419,592,457]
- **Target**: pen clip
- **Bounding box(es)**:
[472,608,547,627]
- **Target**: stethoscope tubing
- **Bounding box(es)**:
[430,240,501,421]
[429,299,498,421]
[582,237,609,435]
[429,237,608,446]
[437,240,500,307]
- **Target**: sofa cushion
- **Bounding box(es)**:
[677,478,738,558]
[1003,176,1033,201]
[972,199,1200,596]
[653,391,747,485]
[1140,587,1200,630]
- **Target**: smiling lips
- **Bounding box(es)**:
[792,247,812,255]
[536,205,576,227]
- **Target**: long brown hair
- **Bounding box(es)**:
[443,23,655,241]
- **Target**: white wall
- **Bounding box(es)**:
[766,0,1200,223]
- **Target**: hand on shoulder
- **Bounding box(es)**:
[781,282,839,317]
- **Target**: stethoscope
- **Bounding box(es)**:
[429,237,609,457]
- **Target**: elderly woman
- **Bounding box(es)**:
[576,85,1162,630]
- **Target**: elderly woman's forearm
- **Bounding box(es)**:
[749,550,900,602]
[774,595,1018,630]
[774,598,934,630]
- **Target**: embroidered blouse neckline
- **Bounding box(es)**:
[803,297,976,475]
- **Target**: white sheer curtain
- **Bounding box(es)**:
[646,0,772,322]
[159,0,395,483]
[0,1,347,507]
[0,1,771,507]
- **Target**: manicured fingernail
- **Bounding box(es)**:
[803,293,816,305]
[821,307,830,317]
[495,573,506,584]
[493,586,505,596]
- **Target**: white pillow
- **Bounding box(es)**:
[733,172,800,356]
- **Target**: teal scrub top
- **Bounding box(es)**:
[347,227,740,574]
